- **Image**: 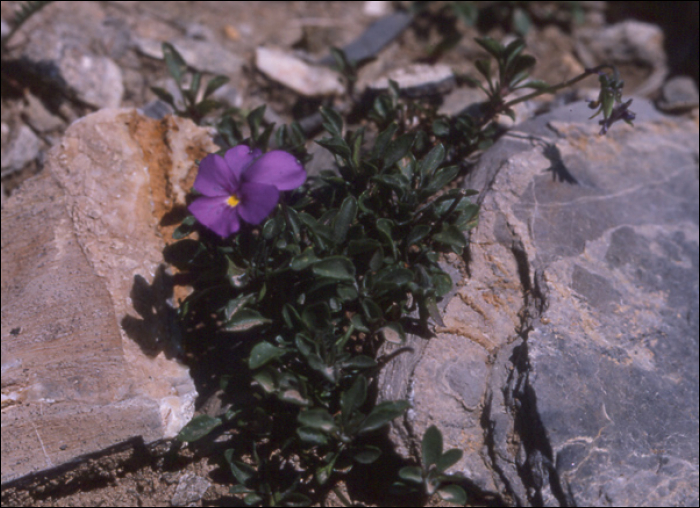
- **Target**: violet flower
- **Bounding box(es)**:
[596,98,636,135]
[189,145,306,238]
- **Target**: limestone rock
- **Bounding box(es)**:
[378,99,699,506]
[1,109,218,485]
[255,47,344,96]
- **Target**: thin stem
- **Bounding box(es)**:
[503,64,614,109]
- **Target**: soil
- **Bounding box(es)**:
[1,1,697,506]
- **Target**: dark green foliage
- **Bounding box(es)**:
[166,33,632,505]
[392,425,467,505]
[150,42,229,124]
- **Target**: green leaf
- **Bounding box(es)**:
[225,450,256,485]
[253,369,276,393]
[247,105,266,139]
[301,302,332,331]
[371,123,398,161]
[334,196,357,243]
[503,39,526,71]
[376,219,396,258]
[223,294,256,321]
[518,79,549,90]
[341,375,367,422]
[177,414,222,442]
[223,309,272,332]
[316,136,352,159]
[249,341,286,369]
[353,445,382,464]
[360,298,383,323]
[398,466,423,484]
[162,42,186,83]
[418,144,445,181]
[437,484,467,505]
[186,72,202,104]
[315,454,337,486]
[474,37,504,61]
[358,400,409,434]
[436,448,463,473]
[512,7,531,36]
[296,426,329,446]
[163,239,206,269]
[150,86,175,107]
[262,213,284,239]
[312,257,356,282]
[433,224,467,252]
[204,75,230,99]
[280,493,313,507]
[406,225,431,247]
[474,59,493,91]
[422,425,443,468]
[340,355,377,370]
[243,493,263,505]
[291,248,320,271]
[172,215,197,239]
[432,271,453,297]
[320,106,344,137]
[432,118,451,137]
[375,267,414,288]
[382,133,415,170]
[298,408,337,432]
[424,165,460,195]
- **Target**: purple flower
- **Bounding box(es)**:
[596,99,636,135]
[189,145,306,238]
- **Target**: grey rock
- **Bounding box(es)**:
[575,20,668,97]
[135,36,244,77]
[22,93,65,133]
[368,64,455,98]
[171,472,211,507]
[317,11,413,66]
[0,124,41,176]
[656,76,699,113]
[19,2,124,108]
[378,99,699,506]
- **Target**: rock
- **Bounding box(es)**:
[17,2,124,108]
[1,109,218,485]
[317,10,413,66]
[367,64,455,98]
[0,124,42,176]
[171,472,211,507]
[134,37,245,77]
[575,20,667,98]
[378,99,699,506]
[656,76,699,113]
[255,47,344,97]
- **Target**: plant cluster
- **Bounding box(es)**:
[161,30,633,506]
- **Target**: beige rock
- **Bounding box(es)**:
[255,47,344,96]
[1,109,217,484]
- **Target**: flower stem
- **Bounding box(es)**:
[503,64,615,109]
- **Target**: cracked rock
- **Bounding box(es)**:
[377,99,699,506]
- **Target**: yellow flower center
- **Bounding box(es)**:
[227,194,240,207]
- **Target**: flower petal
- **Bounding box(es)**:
[242,150,306,191]
[224,145,263,180]
[193,153,239,197]
[188,196,241,237]
[237,181,280,225]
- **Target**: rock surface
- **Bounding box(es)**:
[1,110,217,485]
[378,99,699,506]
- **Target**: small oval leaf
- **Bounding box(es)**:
[177,414,222,442]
